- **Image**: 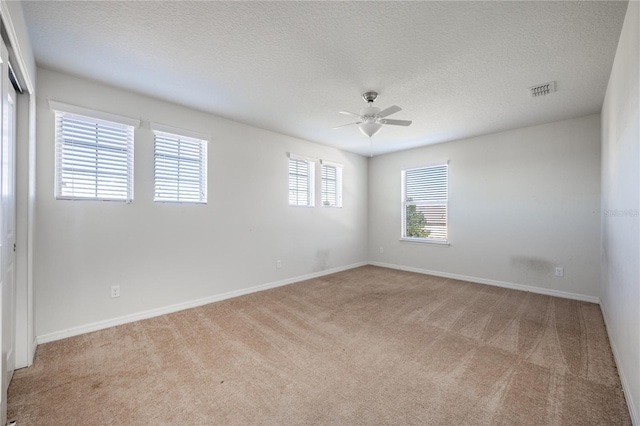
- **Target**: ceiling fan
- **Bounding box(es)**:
[334,91,412,138]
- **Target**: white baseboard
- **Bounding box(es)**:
[368,261,600,304]
[36,261,368,345]
[34,260,600,344]
[600,302,638,426]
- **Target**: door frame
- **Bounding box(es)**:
[0,3,37,421]
[1,0,37,372]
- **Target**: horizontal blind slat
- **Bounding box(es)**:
[402,164,448,240]
[289,157,313,206]
[321,164,341,207]
[153,131,207,203]
[55,111,133,201]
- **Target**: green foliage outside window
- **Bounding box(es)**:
[405,200,431,238]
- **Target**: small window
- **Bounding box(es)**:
[54,108,135,202]
[288,153,315,206]
[321,160,343,207]
[401,164,448,243]
[152,126,208,204]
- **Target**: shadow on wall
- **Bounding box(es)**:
[510,256,555,286]
[315,249,330,272]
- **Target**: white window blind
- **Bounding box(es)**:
[402,164,448,242]
[153,130,208,203]
[288,154,315,206]
[55,111,134,201]
[321,161,343,207]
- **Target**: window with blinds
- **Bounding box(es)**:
[55,111,134,201]
[401,164,448,243]
[153,130,208,203]
[288,154,314,206]
[321,162,343,207]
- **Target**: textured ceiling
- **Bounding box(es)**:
[21,1,627,156]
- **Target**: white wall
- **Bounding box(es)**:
[34,68,368,339]
[601,1,639,423]
[369,115,602,300]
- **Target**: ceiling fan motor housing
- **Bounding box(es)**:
[361,106,381,121]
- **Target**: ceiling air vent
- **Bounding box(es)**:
[529,81,555,97]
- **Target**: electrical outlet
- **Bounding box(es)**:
[555,267,564,277]
[111,285,120,298]
[276,260,282,269]
[379,247,384,254]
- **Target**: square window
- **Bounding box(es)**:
[54,111,134,201]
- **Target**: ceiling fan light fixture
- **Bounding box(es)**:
[358,121,383,138]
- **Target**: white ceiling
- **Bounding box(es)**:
[21,1,627,156]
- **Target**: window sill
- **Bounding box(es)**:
[55,196,132,203]
[400,237,450,247]
[154,200,207,204]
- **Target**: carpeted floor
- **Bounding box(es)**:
[8,266,630,425]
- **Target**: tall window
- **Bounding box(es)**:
[52,102,137,201]
[152,124,208,204]
[401,163,448,243]
[321,160,343,207]
[288,153,314,206]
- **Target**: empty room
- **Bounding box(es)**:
[0,0,637,424]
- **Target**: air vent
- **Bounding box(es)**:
[529,81,555,97]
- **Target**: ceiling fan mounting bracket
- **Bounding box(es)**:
[362,91,378,103]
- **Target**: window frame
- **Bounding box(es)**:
[400,163,449,245]
[151,123,209,204]
[50,101,139,202]
[320,160,343,208]
[288,153,315,207]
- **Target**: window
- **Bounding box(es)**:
[152,124,208,204]
[401,163,448,243]
[321,160,343,207]
[288,153,314,206]
[51,101,137,202]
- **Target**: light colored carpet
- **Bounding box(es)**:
[8,266,630,425]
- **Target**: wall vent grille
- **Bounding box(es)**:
[529,81,555,97]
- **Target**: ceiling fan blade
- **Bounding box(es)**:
[378,105,402,118]
[380,119,412,126]
[333,122,361,129]
[339,111,361,117]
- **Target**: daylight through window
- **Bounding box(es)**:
[321,161,343,207]
[288,154,315,206]
[54,110,135,201]
[401,164,448,243]
[153,129,208,203]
